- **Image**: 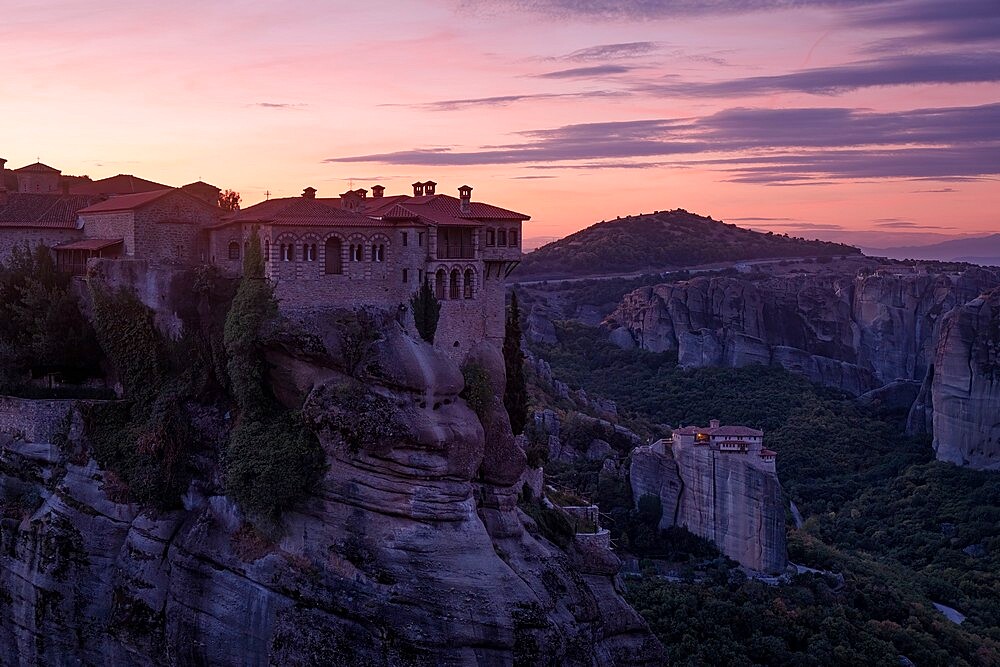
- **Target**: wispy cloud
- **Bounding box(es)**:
[252,102,307,110]
[459,0,889,20]
[872,219,955,229]
[911,187,957,193]
[847,0,1000,48]
[328,102,1000,184]
[561,41,660,61]
[642,52,1000,97]
[536,64,635,79]
[386,90,624,111]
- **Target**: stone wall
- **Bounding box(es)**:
[134,192,220,264]
[82,211,135,252]
[0,396,76,443]
[0,228,81,263]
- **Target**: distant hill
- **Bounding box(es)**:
[517,209,860,279]
[870,233,1000,265]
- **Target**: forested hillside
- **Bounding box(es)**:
[527,320,999,666]
[518,209,859,279]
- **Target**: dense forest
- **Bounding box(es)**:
[529,320,999,666]
[517,209,859,279]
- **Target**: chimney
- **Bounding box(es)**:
[355,188,367,199]
[412,181,425,196]
[0,158,6,173]
[709,419,720,429]
[371,184,385,198]
[458,185,472,213]
[424,180,436,195]
[302,187,317,199]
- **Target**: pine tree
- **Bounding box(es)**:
[503,290,528,435]
[410,279,440,344]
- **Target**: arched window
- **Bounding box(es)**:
[450,269,460,300]
[325,238,343,274]
[350,244,363,262]
[435,269,447,300]
[508,229,518,247]
[464,269,474,299]
[375,244,385,262]
[228,241,240,261]
[303,244,316,261]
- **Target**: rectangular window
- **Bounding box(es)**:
[402,268,409,283]
[486,229,495,246]
[402,232,408,247]
[418,269,423,283]
[418,232,425,247]
[497,229,507,246]
[509,230,518,247]
[436,227,475,259]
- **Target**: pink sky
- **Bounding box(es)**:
[2,0,998,248]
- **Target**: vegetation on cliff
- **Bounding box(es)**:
[0,244,103,394]
[503,290,528,435]
[410,279,441,344]
[222,229,324,522]
[529,318,1000,663]
[517,209,859,279]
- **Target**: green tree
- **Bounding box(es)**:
[218,189,241,212]
[503,290,528,434]
[224,227,276,416]
[410,279,440,344]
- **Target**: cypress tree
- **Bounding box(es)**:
[503,290,528,435]
[411,279,441,344]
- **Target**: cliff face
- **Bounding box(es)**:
[0,312,661,665]
[629,443,786,574]
[929,287,1000,470]
[605,267,1000,394]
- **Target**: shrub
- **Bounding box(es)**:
[410,280,440,344]
[519,500,575,549]
[224,414,325,522]
[461,363,492,417]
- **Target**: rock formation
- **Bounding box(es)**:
[630,442,786,574]
[928,287,1000,470]
[605,266,1000,394]
[0,311,662,665]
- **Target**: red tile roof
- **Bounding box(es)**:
[13,162,60,173]
[70,174,170,196]
[672,424,764,437]
[77,189,176,213]
[709,425,764,437]
[760,449,777,457]
[0,193,101,229]
[54,238,123,251]
[262,191,529,226]
[222,197,381,228]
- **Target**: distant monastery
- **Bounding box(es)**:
[653,419,777,468]
[0,159,528,355]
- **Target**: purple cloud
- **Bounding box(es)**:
[642,52,1000,97]
[327,102,1000,183]
[536,64,635,79]
[561,42,660,61]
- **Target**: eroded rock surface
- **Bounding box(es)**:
[605,266,1000,394]
[630,443,786,574]
[930,287,1000,470]
[0,312,662,665]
